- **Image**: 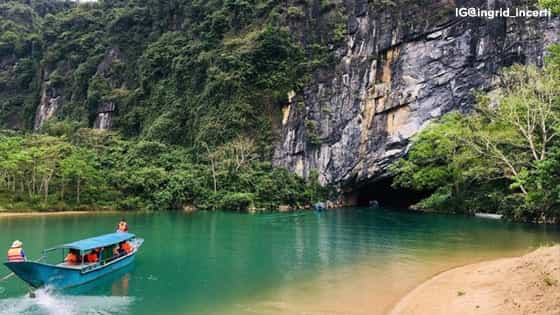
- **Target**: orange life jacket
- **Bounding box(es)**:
[121,242,133,254]
[85,252,98,263]
[117,221,128,232]
[66,252,79,264]
[7,248,24,262]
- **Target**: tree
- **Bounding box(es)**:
[392,46,560,221]
[464,65,559,197]
[60,147,99,204]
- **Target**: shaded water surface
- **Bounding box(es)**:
[0,209,559,315]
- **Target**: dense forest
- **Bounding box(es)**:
[0,128,327,211]
[0,0,559,221]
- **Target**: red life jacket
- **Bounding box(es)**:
[85,252,98,263]
[7,248,24,262]
[66,252,79,264]
[121,242,133,254]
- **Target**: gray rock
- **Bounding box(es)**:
[34,69,61,131]
[273,0,559,194]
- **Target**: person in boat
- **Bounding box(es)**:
[120,241,133,254]
[65,249,81,265]
[7,240,26,262]
[116,218,129,233]
[85,248,100,263]
[112,244,123,257]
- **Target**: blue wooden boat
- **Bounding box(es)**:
[4,232,143,289]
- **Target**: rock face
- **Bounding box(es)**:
[273,0,559,190]
[92,48,123,130]
[34,69,62,131]
[93,102,115,130]
[33,47,123,131]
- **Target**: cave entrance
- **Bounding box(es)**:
[348,177,432,209]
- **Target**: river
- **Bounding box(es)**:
[0,208,559,315]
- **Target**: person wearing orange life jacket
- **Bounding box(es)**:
[116,218,128,233]
[65,249,81,265]
[7,240,26,262]
[85,248,100,263]
[120,241,133,254]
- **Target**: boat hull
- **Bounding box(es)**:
[4,253,135,289]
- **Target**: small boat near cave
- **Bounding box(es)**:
[4,232,143,289]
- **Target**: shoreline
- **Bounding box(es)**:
[389,245,560,315]
[0,210,125,218]
[383,252,525,313]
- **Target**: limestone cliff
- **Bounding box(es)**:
[33,47,124,131]
[273,0,560,192]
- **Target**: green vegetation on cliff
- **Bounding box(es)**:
[539,0,560,14]
[0,0,345,144]
[391,45,560,223]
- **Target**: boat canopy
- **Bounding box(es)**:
[47,232,135,252]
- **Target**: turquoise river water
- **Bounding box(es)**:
[0,208,559,315]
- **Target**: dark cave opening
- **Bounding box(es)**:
[348,177,432,209]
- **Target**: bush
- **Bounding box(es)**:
[217,192,255,211]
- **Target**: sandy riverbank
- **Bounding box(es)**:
[390,245,560,315]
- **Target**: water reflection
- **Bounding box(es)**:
[65,265,134,296]
[112,274,130,296]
